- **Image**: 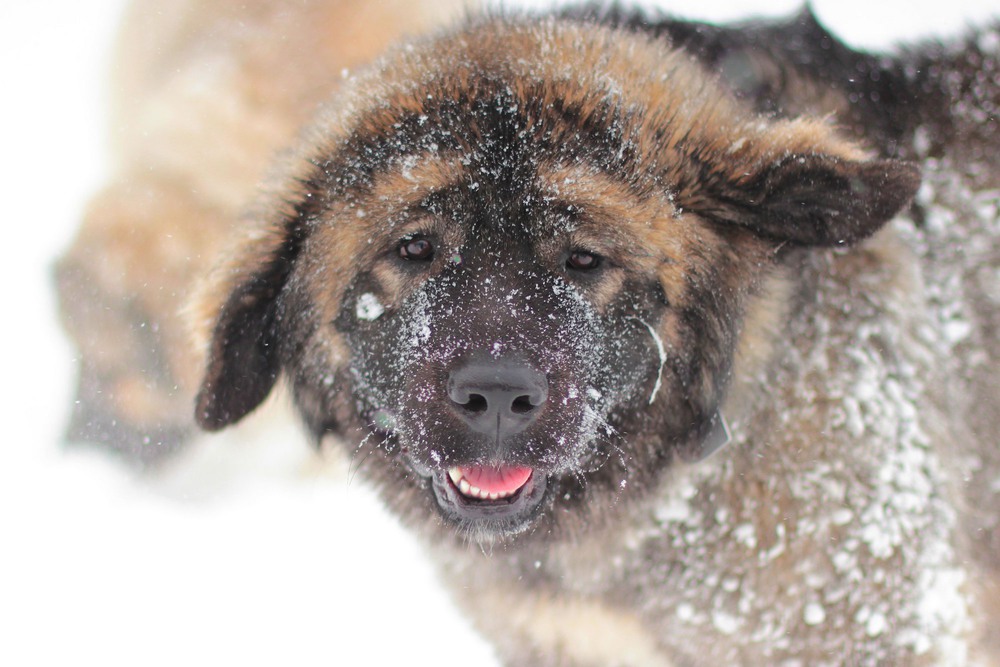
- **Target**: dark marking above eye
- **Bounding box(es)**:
[399,237,434,261]
[566,250,601,271]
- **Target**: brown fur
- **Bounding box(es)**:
[57,2,999,665]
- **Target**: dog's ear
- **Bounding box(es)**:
[714,153,921,247]
[193,223,303,431]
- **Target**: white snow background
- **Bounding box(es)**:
[1,0,996,665]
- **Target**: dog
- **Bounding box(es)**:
[56,1,1000,664]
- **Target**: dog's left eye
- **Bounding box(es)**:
[566,250,601,271]
[399,237,435,261]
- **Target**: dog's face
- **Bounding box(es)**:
[193,18,919,543]
[326,164,673,539]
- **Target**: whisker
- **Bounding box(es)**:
[348,437,376,486]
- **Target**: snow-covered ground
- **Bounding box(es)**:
[1,1,995,665]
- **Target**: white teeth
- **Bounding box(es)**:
[447,467,516,501]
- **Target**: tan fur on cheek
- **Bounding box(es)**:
[536,164,690,312]
[650,226,722,311]
[584,269,628,314]
[534,167,729,312]
[299,152,469,319]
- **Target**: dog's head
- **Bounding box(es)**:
[192,17,919,543]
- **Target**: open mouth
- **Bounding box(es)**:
[447,465,533,501]
[431,464,548,530]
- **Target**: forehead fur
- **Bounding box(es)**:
[304,15,866,191]
[193,15,868,348]
[283,16,870,270]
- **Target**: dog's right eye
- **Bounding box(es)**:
[398,237,434,261]
[566,250,602,272]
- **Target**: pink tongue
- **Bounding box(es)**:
[458,466,532,494]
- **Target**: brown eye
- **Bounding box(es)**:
[566,250,601,271]
[399,237,434,261]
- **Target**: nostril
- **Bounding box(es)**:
[463,393,489,413]
[510,395,535,414]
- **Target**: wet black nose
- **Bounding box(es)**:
[447,359,548,440]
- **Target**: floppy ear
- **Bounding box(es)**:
[193,226,302,431]
[713,153,921,247]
